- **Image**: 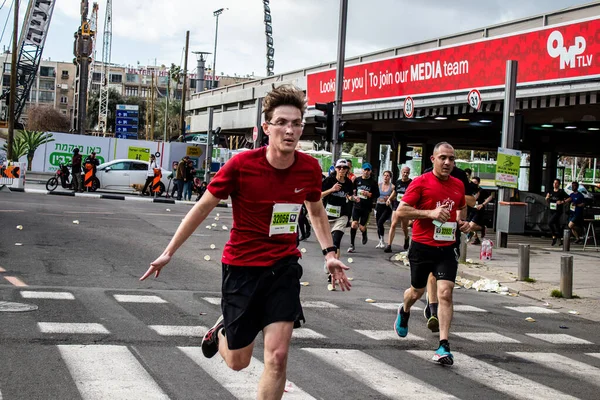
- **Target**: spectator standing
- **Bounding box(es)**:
[71,148,82,192]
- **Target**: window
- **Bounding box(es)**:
[125,86,138,97]
[60,96,68,104]
[38,91,54,102]
[107,162,130,171]
[3,75,10,87]
[91,83,100,92]
[39,80,54,90]
[3,63,10,73]
[92,72,102,82]
[130,162,147,171]
[140,87,148,97]
[61,70,69,79]
[126,74,139,83]
[110,74,122,83]
[40,66,55,77]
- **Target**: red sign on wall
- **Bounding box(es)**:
[306,17,600,106]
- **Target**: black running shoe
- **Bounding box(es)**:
[384,244,392,253]
[551,237,557,246]
[403,238,410,250]
[362,230,368,245]
[201,315,224,358]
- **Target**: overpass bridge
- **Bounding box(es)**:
[186,1,600,193]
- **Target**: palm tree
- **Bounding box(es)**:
[20,130,54,170]
[1,134,28,162]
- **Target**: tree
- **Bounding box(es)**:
[349,143,366,159]
[1,134,27,162]
[26,106,70,133]
[154,97,182,141]
[1,130,53,169]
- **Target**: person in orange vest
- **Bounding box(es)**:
[83,152,100,189]
[142,154,159,196]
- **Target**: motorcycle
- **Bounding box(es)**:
[46,164,73,191]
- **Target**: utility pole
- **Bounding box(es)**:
[150,71,155,141]
[180,30,189,138]
[331,0,348,162]
[163,75,169,142]
[7,0,19,161]
[211,8,226,89]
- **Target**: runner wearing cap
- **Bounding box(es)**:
[393,142,470,366]
[322,159,354,289]
[348,162,379,253]
[140,84,351,399]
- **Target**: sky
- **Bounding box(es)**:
[0,0,593,78]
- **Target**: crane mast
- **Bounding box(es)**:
[87,3,99,95]
[73,0,95,134]
[98,0,112,134]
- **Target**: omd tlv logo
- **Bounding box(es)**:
[547,30,592,69]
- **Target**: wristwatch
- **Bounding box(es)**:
[322,246,338,255]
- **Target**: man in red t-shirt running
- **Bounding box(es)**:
[140,85,351,399]
[393,142,469,366]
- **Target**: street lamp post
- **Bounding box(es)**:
[211,8,226,90]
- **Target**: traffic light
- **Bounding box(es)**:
[315,101,334,142]
[338,121,347,143]
[211,127,222,146]
[399,142,414,164]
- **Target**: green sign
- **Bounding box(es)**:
[48,143,105,170]
[495,147,521,188]
[128,146,150,161]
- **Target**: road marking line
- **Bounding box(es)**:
[148,325,206,337]
[20,291,75,300]
[113,294,167,303]
[509,352,600,387]
[370,303,422,311]
[526,333,593,344]
[202,297,221,305]
[63,211,115,214]
[355,330,425,341]
[0,209,25,212]
[180,346,315,399]
[301,301,338,308]
[408,350,578,400]
[38,322,110,334]
[452,332,521,343]
[586,353,600,360]
[58,345,169,399]
[292,328,327,339]
[0,266,5,272]
[505,306,559,314]
[453,305,488,312]
[304,348,456,399]
[4,276,27,287]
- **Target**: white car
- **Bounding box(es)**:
[95,159,172,195]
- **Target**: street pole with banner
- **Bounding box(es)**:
[331,0,348,163]
[496,60,518,248]
[253,97,263,149]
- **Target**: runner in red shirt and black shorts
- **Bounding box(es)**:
[393,142,470,366]
[141,85,351,399]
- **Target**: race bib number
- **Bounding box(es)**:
[570,203,576,212]
[269,203,301,236]
[326,204,341,218]
[397,193,404,202]
[358,190,368,200]
[549,202,557,211]
[433,222,457,242]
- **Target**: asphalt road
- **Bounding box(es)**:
[1,190,599,399]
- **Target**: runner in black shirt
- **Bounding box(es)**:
[385,166,413,252]
[545,178,569,246]
[322,159,354,289]
[348,162,380,253]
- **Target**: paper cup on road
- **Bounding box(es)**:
[347,258,353,263]
[210,244,216,249]
[16,225,23,230]
[73,220,80,224]
[365,298,376,303]
[204,255,211,261]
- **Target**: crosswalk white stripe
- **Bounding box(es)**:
[20,291,75,300]
[179,347,315,399]
[453,332,521,343]
[303,348,457,399]
[505,306,559,314]
[355,330,425,341]
[586,353,600,360]
[292,328,326,339]
[526,333,593,344]
[148,325,207,337]
[453,305,487,312]
[113,294,167,303]
[301,301,338,308]
[202,297,221,305]
[38,322,110,334]
[508,352,600,387]
[58,345,169,400]
[408,350,578,400]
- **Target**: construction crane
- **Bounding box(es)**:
[72,0,96,134]
[98,0,112,134]
[0,0,57,127]
[87,2,99,94]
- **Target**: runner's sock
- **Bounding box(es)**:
[430,302,438,317]
[350,228,357,246]
[439,339,449,348]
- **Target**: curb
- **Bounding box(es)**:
[18,187,232,208]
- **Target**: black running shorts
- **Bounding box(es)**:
[407,241,459,289]
[221,256,304,350]
[351,207,371,226]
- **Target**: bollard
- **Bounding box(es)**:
[563,229,571,252]
[459,233,467,263]
[518,244,530,281]
[560,255,573,299]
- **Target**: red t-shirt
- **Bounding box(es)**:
[207,147,322,266]
[401,171,465,247]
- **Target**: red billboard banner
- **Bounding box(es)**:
[306,17,600,106]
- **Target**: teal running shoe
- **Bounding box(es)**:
[432,343,454,365]
[394,304,409,337]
